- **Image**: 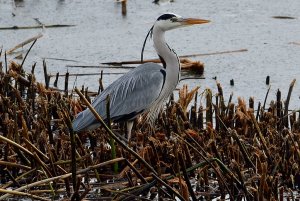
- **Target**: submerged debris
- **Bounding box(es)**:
[0,56,299,200]
[272,16,296,19]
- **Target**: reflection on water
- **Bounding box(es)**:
[0,0,300,108]
[14,0,24,7]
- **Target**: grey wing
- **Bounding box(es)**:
[72,63,165,132]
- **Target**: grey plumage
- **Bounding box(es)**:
[72,63,165,132]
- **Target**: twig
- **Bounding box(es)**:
[0,189,50,201]
[20,38,38,68]
[45,57,81,62]
[0,24,75,30]
[180,77,205,81]
[262,86,271,111]
[102,49,248,65]
[0,135,33,157]
[66,64,135,69]
[7,33,43,54]
[49,72,124,77]
[0,161,31,170]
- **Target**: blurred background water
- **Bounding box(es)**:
[0,0,300,108]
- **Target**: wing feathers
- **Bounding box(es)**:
[72,63,165,132]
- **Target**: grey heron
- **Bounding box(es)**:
[72,13,210,140]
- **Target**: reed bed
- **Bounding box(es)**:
[0,55,299,200]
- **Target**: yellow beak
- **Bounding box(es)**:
[181,18,210,25]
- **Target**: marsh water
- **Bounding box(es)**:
[1,0,300,109]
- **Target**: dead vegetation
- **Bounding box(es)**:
[0,55,300,200]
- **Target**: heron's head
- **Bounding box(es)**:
[155,13,210,31]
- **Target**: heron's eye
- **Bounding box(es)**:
[170,17,178,22]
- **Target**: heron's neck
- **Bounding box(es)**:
[152,26,180,85]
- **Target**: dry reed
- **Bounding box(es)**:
[0,56,299,200]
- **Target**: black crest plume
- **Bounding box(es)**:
[141,25,154,63]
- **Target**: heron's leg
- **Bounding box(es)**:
[126,121,134,141]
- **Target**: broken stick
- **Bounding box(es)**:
[7,33,43,55]
[102,48,248,65]
[0,24,75,30]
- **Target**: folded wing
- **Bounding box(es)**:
[72,63,166,132]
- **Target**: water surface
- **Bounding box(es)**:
[1,0,300,108]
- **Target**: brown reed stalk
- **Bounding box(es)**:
[0,135,33,157]
[121,0,127,16]
[206,89,213,125]
[249,97,254,110]
[214,95,220,131]
[54,72,59,87]
[249,112,271,161]
[216,81,226,116]
[173,146,185,199]
[262,86,271,111]
[149,139,161,177]
[190,105,197,127]
[230,129,255,169]
[277,90,283,131]
[178,152,197,201]
[4,51,8,73]
[43,59,50,89]
[283,79,296,128]
[258,162,267,200]
[227,103,235,128]
[197,105,204,129]
[65,72,69,97]
[256,101,261,121]
[65,112,79,200]
[106,94,118,173]
[98,70,104,94]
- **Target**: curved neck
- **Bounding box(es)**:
[152,25,180,84]
[145,24,181,123]
[153,26,180,71]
